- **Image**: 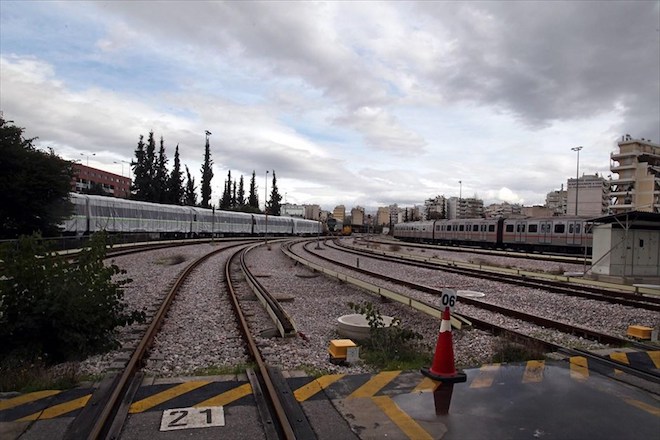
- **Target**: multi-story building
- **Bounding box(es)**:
[376,207,390,226]
[545,186,567,215]
[447,197,484,219]
[332,205,346,223]
[522,205,554,217]
[609,136,660,213]
[281,203,304,217]
[389,204,400,226]
[566,174,609,217]
[304,204,321,221]
[484,202,523,218]
[424,195,447,219]
[71,163,131,198]
[351,206,365,227]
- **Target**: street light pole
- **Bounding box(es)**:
[265,170,269,244]
[571,146,583,215]
[81,152,96,166]
[458,180,462,219]
[113,161,124,176]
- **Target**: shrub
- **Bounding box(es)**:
[0,232,145,364]
[347,301,427,369]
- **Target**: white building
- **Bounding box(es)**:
[609,136,660,214]
[566,174,609,217]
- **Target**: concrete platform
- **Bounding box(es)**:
[2,358,659,439]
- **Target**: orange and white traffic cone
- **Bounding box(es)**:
[421,306,467,383]
[422,306,466,414]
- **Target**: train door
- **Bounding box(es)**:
[539,221,552,244]
[515,221,527,243]
[567,221,582,245]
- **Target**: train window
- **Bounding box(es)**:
[569,224,574,233]
[473,225,479,231]
[554,224,565,233]
[576,224,581,233]
[459,225,464,231]
[488,225,495,232]
[529,224,538,233]
[505,224,514,232]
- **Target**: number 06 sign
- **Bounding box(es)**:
[440,289,457,312]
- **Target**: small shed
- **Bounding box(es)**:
[587,211,660,284]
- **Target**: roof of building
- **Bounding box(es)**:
[589,211,660,228]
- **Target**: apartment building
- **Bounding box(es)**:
[609,136,660,214]
[332,205,346,223]
[546,186,567,215]
[71,163,131,198]
[566,174,610,217]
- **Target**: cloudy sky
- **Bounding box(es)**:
[2,1,659,212]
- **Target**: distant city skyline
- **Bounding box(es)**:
[1,2,658,210]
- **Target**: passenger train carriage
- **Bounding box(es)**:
[62,193,320,237]
[393,216,592,254]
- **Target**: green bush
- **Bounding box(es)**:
[347,301,427,369]
[0,232,145,364]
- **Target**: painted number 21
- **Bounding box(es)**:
[160,406,225,431]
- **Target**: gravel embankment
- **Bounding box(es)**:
[296,239,658,344]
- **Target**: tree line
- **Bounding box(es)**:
[130,131,283,215]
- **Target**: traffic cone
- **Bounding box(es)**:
[421,307,467,383]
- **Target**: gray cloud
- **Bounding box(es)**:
[415,2,660,140]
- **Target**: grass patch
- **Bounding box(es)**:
[491,338,546,363]
[361,347,432,371]
[0,357,81,393]
[192,363,255,376]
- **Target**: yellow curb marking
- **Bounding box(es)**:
[648,351,660,369]
[0,390,61,411]
[624,398,660,417]
[412,377,437,393]
[17,394,91,421]
[469,363,500,388]
[195,383,252,407]
[372,395,433,440]
[129,381,210,413]
[294,374,345,402]
[570,356,589,381]
[348,371,401,399]
[522,360,545,383]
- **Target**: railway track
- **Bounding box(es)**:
[62,240,311,439]
[335,238,660,311]
[284,239,660,386]
[363,235,592,265]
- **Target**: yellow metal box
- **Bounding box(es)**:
[329,339,357,359]
[627,325,652,339]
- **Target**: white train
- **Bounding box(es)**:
[62,193,320,237]
[393,216,593,254]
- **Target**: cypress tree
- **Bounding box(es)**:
[237,175,245,207]
[184,165,197,206]
[168,144,183,205]
[248,170,259,209]
[231,179,237,209]
[155,136,169,203]
[200,136,213,208]
[145,131,157,202]
[268,170,282,216]
[131,135,148,201]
